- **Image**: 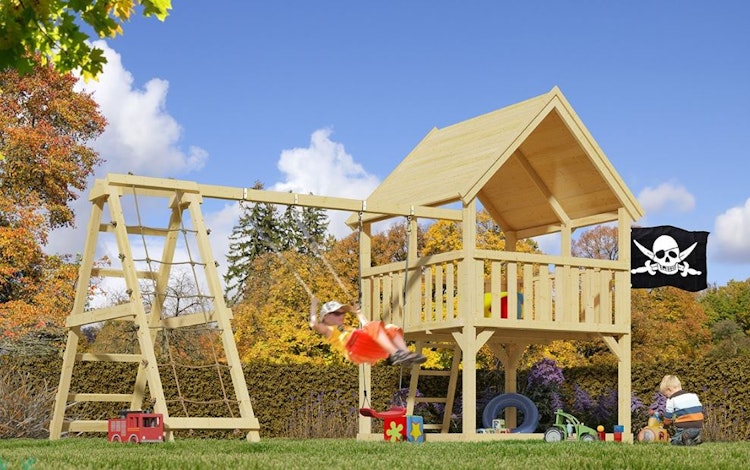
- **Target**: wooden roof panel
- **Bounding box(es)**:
[354,87,644,233]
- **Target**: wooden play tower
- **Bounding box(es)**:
[50,86,643,442]
[351,86,643,441]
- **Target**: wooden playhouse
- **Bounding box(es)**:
[351,86,643,440]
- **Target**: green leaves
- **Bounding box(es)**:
[0,0,173,79]
[143,0,172,21]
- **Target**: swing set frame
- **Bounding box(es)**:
[49,173,453,442]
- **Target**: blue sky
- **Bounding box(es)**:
[48,1,750,288]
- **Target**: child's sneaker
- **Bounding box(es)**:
[388,350,412,365]
[682,429,702,446]
[406,352,427,365]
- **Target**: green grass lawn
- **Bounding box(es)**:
[1,438,748,470]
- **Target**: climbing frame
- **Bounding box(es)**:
[49,175,261,441]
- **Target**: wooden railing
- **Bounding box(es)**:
[361,250,631,337]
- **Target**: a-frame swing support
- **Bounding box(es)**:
[50,173,460,441]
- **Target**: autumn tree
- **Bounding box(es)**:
[525,223,714,368]
[630,287,712,364]
[0,0,172,78]
[0,60,105,350]
[571,224,618,260]
[700,279,750,334]
[1,60,105,229]
[232,250,351,365]
[422,209,539,255]
[232,220,424,364]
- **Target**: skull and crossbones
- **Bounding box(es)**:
[631,235,702,277]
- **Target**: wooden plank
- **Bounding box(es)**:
[446,262,455,320]
[160,311,224,329]
[98,224,171,237]
[66,303,135,327]
[165,417,260,430]
[600,270,612,325]
[68,393,132,402]
[424,268,433,323]
[538,267,551,322]
[91,267,157,280]
[64,420,108,432]
[507,262,519,319]
[434,264,443,323]
[583,270,594,324]
[76,353,141,363]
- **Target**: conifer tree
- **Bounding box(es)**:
[223,184,329,305]
[223,182,278,305]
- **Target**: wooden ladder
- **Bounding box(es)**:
[408,340,462,433]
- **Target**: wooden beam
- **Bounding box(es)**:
[159,311,225,329]
[99,173,462,221]
[515,149,570,225]
[76,353,142,363]
[66,303,136,327]
[68,393,133,402]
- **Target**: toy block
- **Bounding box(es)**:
[406,415,425,443]
[383,415,406,442]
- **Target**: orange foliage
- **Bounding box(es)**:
[0,60,104,346]
[0,255,77,339]
[631,287,712,364]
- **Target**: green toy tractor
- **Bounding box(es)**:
[544,409,599,442]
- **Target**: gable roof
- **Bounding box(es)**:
[354,86,643,238]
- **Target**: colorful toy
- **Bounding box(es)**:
[544,409,599,442]
[359,407,424,443]
[637,411,670,443]
[108,410,164,443]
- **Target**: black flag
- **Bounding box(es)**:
[631,225,708,292]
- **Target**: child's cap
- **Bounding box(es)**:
[320,301,353,319]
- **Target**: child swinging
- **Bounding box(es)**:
[309,297,426,366]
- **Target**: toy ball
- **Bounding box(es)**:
[597,425,604,432]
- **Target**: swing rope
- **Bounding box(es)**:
[396,214,413,395]
[294,212,354,303]
[354,211,372,410]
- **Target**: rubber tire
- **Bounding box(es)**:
[544,427,565,442]
[111,434,121,443]
[128,434,138,443]
[580,433,596,442]
[481,393,540,433]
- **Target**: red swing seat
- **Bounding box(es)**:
[345,328,390,365]
[359,406,406,419]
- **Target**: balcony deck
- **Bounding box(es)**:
[361,248,631,345]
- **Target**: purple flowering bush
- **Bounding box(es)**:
[522,358,565,430]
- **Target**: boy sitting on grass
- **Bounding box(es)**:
[659,374,704,445]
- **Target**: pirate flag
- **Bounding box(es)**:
[631,225,709,292]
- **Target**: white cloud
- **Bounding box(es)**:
[47,42,208,258]
[637,182,695,215]
[271,128,380,238]
[713,198,750,263]
[75,40,208,176]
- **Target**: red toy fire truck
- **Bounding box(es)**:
[107,410,164,443]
